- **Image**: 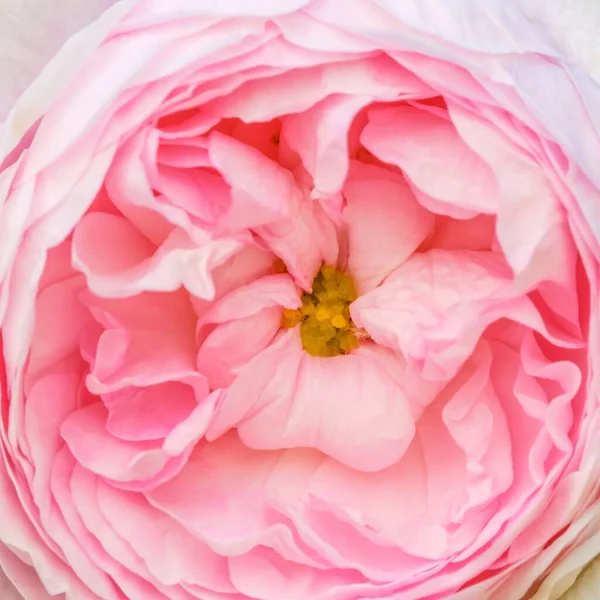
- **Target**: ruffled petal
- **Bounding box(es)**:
[208,331,416,472]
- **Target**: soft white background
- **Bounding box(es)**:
[0,0,599,598]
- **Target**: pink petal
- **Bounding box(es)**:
[157,137,211,168]
[103,377,208,442]
[441,343,513,520]
[275,10,379,53]
[0,0,134,158]
[227,119,282,162]
[205,54,435,123]
[0,545,55,600]
[28,274,91,377]
[208,131,301,230]
[361,105,499,216]
[344,161,434,292]
[198,274,301,326]
[392,53,494,105]
[196,274,301,388]
[60,395,219,489]
[61,403,171,482]
[93,478,235,591]
[297,449,451,567]
[153,164,231,227]
[197,308,283,389]
[105,129,195,243]
[257,196,339,291]
[281,95,373,198]
[72,212,244,299]
[190,242,277,318]
[147,432,281,554]
[148,432,322,567]
[65,465,173,599]
[207,331,416,472]
[162,389,222,456]
[447,102,572,289]
[229,548,353,600]
[426,214,497,251]
[25,373,81,510]
[350,250,517,380]
[82,290,198,391]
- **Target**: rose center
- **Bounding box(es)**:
[282,265,360,357]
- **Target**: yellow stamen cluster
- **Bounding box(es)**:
[282,265,360,357]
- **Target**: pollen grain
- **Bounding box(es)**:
[282,265,361,357]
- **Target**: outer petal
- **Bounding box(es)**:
[0,0,121,118]
[0,0,135,157]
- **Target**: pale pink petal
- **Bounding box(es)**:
[351,250,521,380]
[0,162,34,290]
[205,54,435,123]
[0,0,134,157]
[293,451,452,568]
[128,0,311,19]
[72,212,244,299]
[0,460,92,600]
[391,53,494,105]
[208,131,301,230]
[147,432,322,567]
[61,464,172,600]
[0,547,52,600]
[60,395,219,490]
[228,548,351,600]
[410,186,480,220]
[208,331,416,472]
[344,161,434,292]
[361,105,500,215]
[24,372,81,518]
[94,478,235,591]
[147,433,281,554]
[189,242,277,318]
[281,95,372,198]
[82,290,198,391]
[105,129,196,243]
[447,102,571,289]
[198,274,301,326]
[275,10,379,53]
[257,197,339,291]
[69,465,182,598]
[274,464,436,580]
[441,343,513,520]
[197,308,283,389]
[196,274,301,388]
[162,389,222,456]
[61,403,172,482]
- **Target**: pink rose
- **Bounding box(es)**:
[1,1,600,599]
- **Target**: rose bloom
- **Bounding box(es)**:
[1,1,600,599]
